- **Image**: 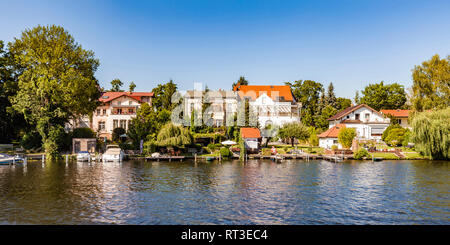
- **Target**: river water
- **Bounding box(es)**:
[0,159,448,225]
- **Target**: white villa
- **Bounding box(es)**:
[233,84,301,128]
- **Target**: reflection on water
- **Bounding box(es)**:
[0,159,448,224]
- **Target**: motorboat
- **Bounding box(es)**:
[76,151,91,162]
[0,153,24,165]
[102,145,124,162]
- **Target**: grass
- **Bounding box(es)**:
[404,152,429,160]
[371,152,400,160]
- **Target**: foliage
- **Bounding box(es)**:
[232,76,248,90]
[278,122,310,147]
[143,139,157,154]
[156,123,192,147]
[411,54,450,111]
[110,79,123,92]
[331,145,338,151]
[9,25,100,160]
[385,127,408,146]
[286,80,323,126]
[151,80,178,111]
[315,105,337,130]
[129,81,136,92]
[112,127,126,142]
[219,147,232,158]
[308,127,319,146]
[411,108,450,160]
[239,131,246,160]
[382,124,402,142]
[338,128,356,149]
[71,127,95,138]
[325,82,337,108]
[20,131,42,150]
[354,148,370,160]
[336,97,352,111]
[354,91,360,105]
[359,81,407,111]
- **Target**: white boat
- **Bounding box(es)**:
[102,145,124,162]
[0,153,24,165]
[76,151,91,162]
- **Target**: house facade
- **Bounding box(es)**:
[380,109,411,128]
[327,104,390,141]
[318,124,345,149]
[91,91,153,140]
[234,84,301,128]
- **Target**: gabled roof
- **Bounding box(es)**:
[327,104,381,121]
[318,124,346,138]
[234,85,294,102]
[380,109,410,118]
[99,92,154,103]
[240,128,261,138]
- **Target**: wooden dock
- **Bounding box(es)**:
[145,156,187,162]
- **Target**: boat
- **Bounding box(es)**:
[0,153,24,165]
[205,156,215,161]
[76,151,91,162]
[270,154,284,163]
[102,145,124,162]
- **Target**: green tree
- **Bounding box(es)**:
[129,81,136,92]
[385,127,408,146]
[325,82,337,108]
[411,108,450,160]
[110,79,123,92]
[152,80,178,111]
[338,128,356,149]
[359,81,407,111]
[308,127,319,147]
[232,76,248,90]
[315,105,337,130]
[336,97,352,111]
[286,80,323,126]
[9,25,100,160]
[354,90,360,105]
[112,127,126,142]
[411,54,450,111]
[156,123,192,147]
[382,124,402,142]
[278,122,310,147]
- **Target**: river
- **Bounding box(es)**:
[0,159,448,224]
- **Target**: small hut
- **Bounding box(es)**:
[72,138,97,154]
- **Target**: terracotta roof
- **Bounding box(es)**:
[380,109,410,118]
[318,124,346,138]
[99,92,154,103]
[327,104,381,121]
[234,85,294,102]
[240,128,261,138]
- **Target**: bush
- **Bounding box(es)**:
[219,147,231,158]
[338,128,356,149]
[21,131,42,150]
[331,145,338,151]
[112,127,126,142]
[143,140,157,154]
[207,143,218,151]
[385,127,408,146]
[382,124,402,142]
[354,148,370,160]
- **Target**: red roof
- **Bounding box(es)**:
[240,128,261,138]
[318,124,346,138]
[234,85,294,102]
[99,92,154,103]
[380,109,410,118]
[327,104,381,121]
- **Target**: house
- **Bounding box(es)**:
[184,90,238,127]
[380,109,411,128]
[72,138,97,154]
[91,91,154,140]
[233,84,301,128]
[318,124,345,149]
[327,104,390,141]
[240,127,261,152]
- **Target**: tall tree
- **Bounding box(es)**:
[232,76,248,90]
[110,78,123,92]
[336,97,352,111]
[286,80,323,126]
[411,54,450,111]
[129,81,136,92]
[354,90,360,105]
[151,80,178,111]
[9,25,100,159]
[325,82,337,108]
[359,81,407,111]
[315,105,338,130]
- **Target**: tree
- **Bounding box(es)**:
[278,122,310,147]
[359,81,407,111]
[338,128,356,149]
[308,127,319,146]
[129,81,136,92]
[411,108,450,160]
[411,54,450,111]
[287,80,323,126]
[382,124,402,142]
[156,123,192,147]
[336,97,352,111]
[354,90,360,105]
[315,105,337,130]
[9,25,100,160]
[325,82,337,108]
[151,80,178,111]
[385,127,408,146]
[112,127,126,142]
[232,76,248,90]
[71,127,95,138]
[110,79,123,92]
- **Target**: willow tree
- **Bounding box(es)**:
[156,123,192,147]
[9,25,100,160]
[411,108,450,160]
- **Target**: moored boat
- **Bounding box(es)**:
[102,145,124,162]
[0,153,24,165]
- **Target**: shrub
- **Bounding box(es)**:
[385,127,408,146]
[354,148,370,160]
[219,147,231,158]
[21,131,42,150]
[331,145,338,151]
[71,127,96,138]
[143,140,157,154]
[112,127,126,142]
[382,124,402,142]
[338,128,356,149]
[207,143,218,151]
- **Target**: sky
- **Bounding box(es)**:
[0,0,449,98]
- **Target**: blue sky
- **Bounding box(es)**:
[1,0,449,98]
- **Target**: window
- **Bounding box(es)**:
[98,121,105,131]
[117,108,122,114]
[190,103,195,112]
[397,119,402,124]
[128,108,134,114]
[333,140,338,144]
[120,120,127,129]
[365,113,370,120]
[113,120,118,129]
[96,109,100,115]
[117,101,121,106]
[129,101,132,105]
[355,113,360,120]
